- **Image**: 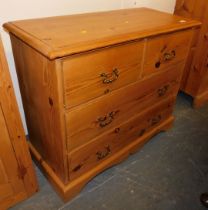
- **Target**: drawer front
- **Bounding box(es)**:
[142,30,192,77]
[65,64,183,152]
[68,97,174,180]
[62,41,144,108]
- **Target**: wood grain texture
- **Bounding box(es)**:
[193,90,208,108]
[0,36,38,209]
[62,40,144,108]
[10,35,68,183]
[175,0,208,107]
[29,115,174,202]
[66,65,182,152]
[175,0,196,18]
[175,0,205,20]
[5,8,196,201]
[3,8,200,59]
[142,30,193,77]
[0,107,26,205]
[68,97,175,180]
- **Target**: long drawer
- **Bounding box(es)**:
[68,97,174,181]
[65,63,183,152]
[142,30,192,77]
[62,41,144,108]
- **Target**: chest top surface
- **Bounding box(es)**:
[3,8,200,59]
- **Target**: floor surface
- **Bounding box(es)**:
[11,93,208,210]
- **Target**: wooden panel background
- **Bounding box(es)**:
[0,36,38,209]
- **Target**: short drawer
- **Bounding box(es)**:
[68,97,174,181]
[62,41,144,108]
[65,63,183,152]
[142,30,192,77]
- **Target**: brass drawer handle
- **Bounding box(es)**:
[97,111,118,128]
[150,114,162,126]
[163,50,176,61]
[100,68,119,84]
[155,50,176,68]
[157,85,169,97]
[96,145,111,160]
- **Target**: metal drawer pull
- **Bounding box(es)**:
[151,115,162,126]
[97,111,118,128]
[96,145,111,160]
[163,50,176,61]
[157,85,170,97]
[155,50,176,68]
[100,68,119,84]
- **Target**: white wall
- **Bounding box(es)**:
[0,0,176,132]
[122,0,176,13]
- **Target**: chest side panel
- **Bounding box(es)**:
[10,35,68,183]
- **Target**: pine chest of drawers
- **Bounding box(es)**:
[175,0,208,107]
[3,8,200,201]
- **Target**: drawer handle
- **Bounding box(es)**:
[155,50,176,68]
[97,111,118,128]
[150,115,162,126]
[100,68,119,84]
[163,50,176,61]
[157,85,169,97]
[96,145,111,160]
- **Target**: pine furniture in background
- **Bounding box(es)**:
[175,0,208,107]
[0,36,38,210]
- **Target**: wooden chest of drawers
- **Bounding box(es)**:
[175,0,208,107]
[3,8,200,201]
